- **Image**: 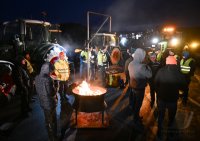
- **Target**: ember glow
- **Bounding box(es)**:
[73,81,106,96]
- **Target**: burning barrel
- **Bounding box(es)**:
[72,81,107,126]
[105,65,124,87]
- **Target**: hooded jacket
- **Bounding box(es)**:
[128,48,152,89]
[35,62,56,110]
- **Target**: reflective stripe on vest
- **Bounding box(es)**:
[180,58,193,74]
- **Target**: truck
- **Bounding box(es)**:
[0,19,66,73]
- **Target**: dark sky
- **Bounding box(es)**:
[1,0,200,31]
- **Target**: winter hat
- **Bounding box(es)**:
[166,56,177,65]
[59,51,65,57]
[182,51,189,59]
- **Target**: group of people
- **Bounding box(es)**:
[126,46,195,139]
[79,45,108,86]
[0,50,36,117]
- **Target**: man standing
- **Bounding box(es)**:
[124,48,134,109]
[180,50,195,106]
[80,47,89,80]
[53,51,70,95]
[35,62,57,141]
[52,51,71,140]
[148,51,161,108]
[155,56,186,139]
[128,48,152,131]
[89,46,97,81]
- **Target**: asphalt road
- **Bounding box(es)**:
[0,69,200,141]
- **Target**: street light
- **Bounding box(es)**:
[120,37,128,46]
[170,37,180,47]
[163,27,175,33]
[152,37,159,44]
[190,41,199,49]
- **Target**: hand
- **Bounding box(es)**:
[7,94,11,101]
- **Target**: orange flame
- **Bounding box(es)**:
[75,81,103,96]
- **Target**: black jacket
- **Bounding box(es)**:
[155,65,187,102]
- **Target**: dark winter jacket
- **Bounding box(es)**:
[35,62,56,110]
[155,65,187,102]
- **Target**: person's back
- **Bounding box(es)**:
[155,61,186,102]
[155,55,187,139]
[128,48,152,89]
[128,48,152,131]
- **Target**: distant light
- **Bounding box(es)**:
[170,38,180,46]
[190,42,199,49]
[163,27,175,32]
[120,37,128,46]
[152,38,159,44]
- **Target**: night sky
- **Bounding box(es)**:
[1,0,200,31]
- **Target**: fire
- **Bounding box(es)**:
[74,81,105,96]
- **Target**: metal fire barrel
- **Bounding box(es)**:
[72,85,107,126]
[105,65,124,87]
[72,86,107,113]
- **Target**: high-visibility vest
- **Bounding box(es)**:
[180,58,194,74]
[156,52,162,62]
[25,59,34,74]
[97,51,107,66]
[54,59,70,81]
[80,51,90,63]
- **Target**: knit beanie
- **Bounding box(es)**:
[166,56,177,65]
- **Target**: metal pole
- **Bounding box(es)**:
[86,11,112,81]
[109,16,112,32]
[87,12,90,81]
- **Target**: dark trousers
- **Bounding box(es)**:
[127,87,134,109]
[43,108,57,141]
[182,79,191,102]
[98,66,106,87]
[157,99,177,132]
[55,80,71,140]
[56,81,68,95]
[131,88,145,122]
[90,64,96,81]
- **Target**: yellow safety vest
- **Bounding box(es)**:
[25,59,34,74]
[156,52,162,62]
[80,51,89,63]
[97,51,107,66]
[54,59,70,81]
[180,58,194,74]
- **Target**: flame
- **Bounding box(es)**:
[75,81,103,96]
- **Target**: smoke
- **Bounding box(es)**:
[105,0,200,31]
[106,0,137,31]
